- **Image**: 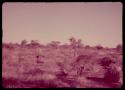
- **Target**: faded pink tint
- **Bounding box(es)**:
[2,2,122,47]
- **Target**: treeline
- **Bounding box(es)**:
[2,37,122,51]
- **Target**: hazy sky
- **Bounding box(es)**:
[2,2,122,47]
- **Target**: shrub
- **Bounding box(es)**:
[98,57,115,67]
[3,43,15,50]
[29,40,41,48]
[85,45,90,49]
[75,55,91,63]
[116,44,122,52]
[95,45,103,50]
[104,65,120,83]
[21,40,27,46]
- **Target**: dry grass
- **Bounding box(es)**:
[2,44,122,88]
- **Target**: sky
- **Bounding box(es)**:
[2,2,122,47]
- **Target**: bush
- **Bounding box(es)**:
[95,45,103,50]
[98,57,115,67]
[3,43,15,50]
[75,55,91,63]
[116,44,122,52]
[21,40,27,46]
[104,65,120,83]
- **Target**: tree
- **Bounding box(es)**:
[69,37,77,49]
[77,39,83,48]
[116,44,122,52]
[69,37,78,57]
[69,37,84,57]
[85,45,90,49]
[21,40,27,46]
[53,41,61,47]
[48,41,61,49]
[3,43,14,50]
[96,45,103,50]
[30,40,40,47]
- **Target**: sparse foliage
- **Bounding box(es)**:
[3,43,15,50]
[116,44,122,52]
[104,64,120,83]
[69,37,77,48]
[47,41,61,49]
[21,40,27,46]
[30,40,40,47]
[77,39,83,48]
[98,57,115,67]
[95,45,103,50]
[2,38,122,88]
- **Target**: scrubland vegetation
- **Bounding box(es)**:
[2,37,122,88]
